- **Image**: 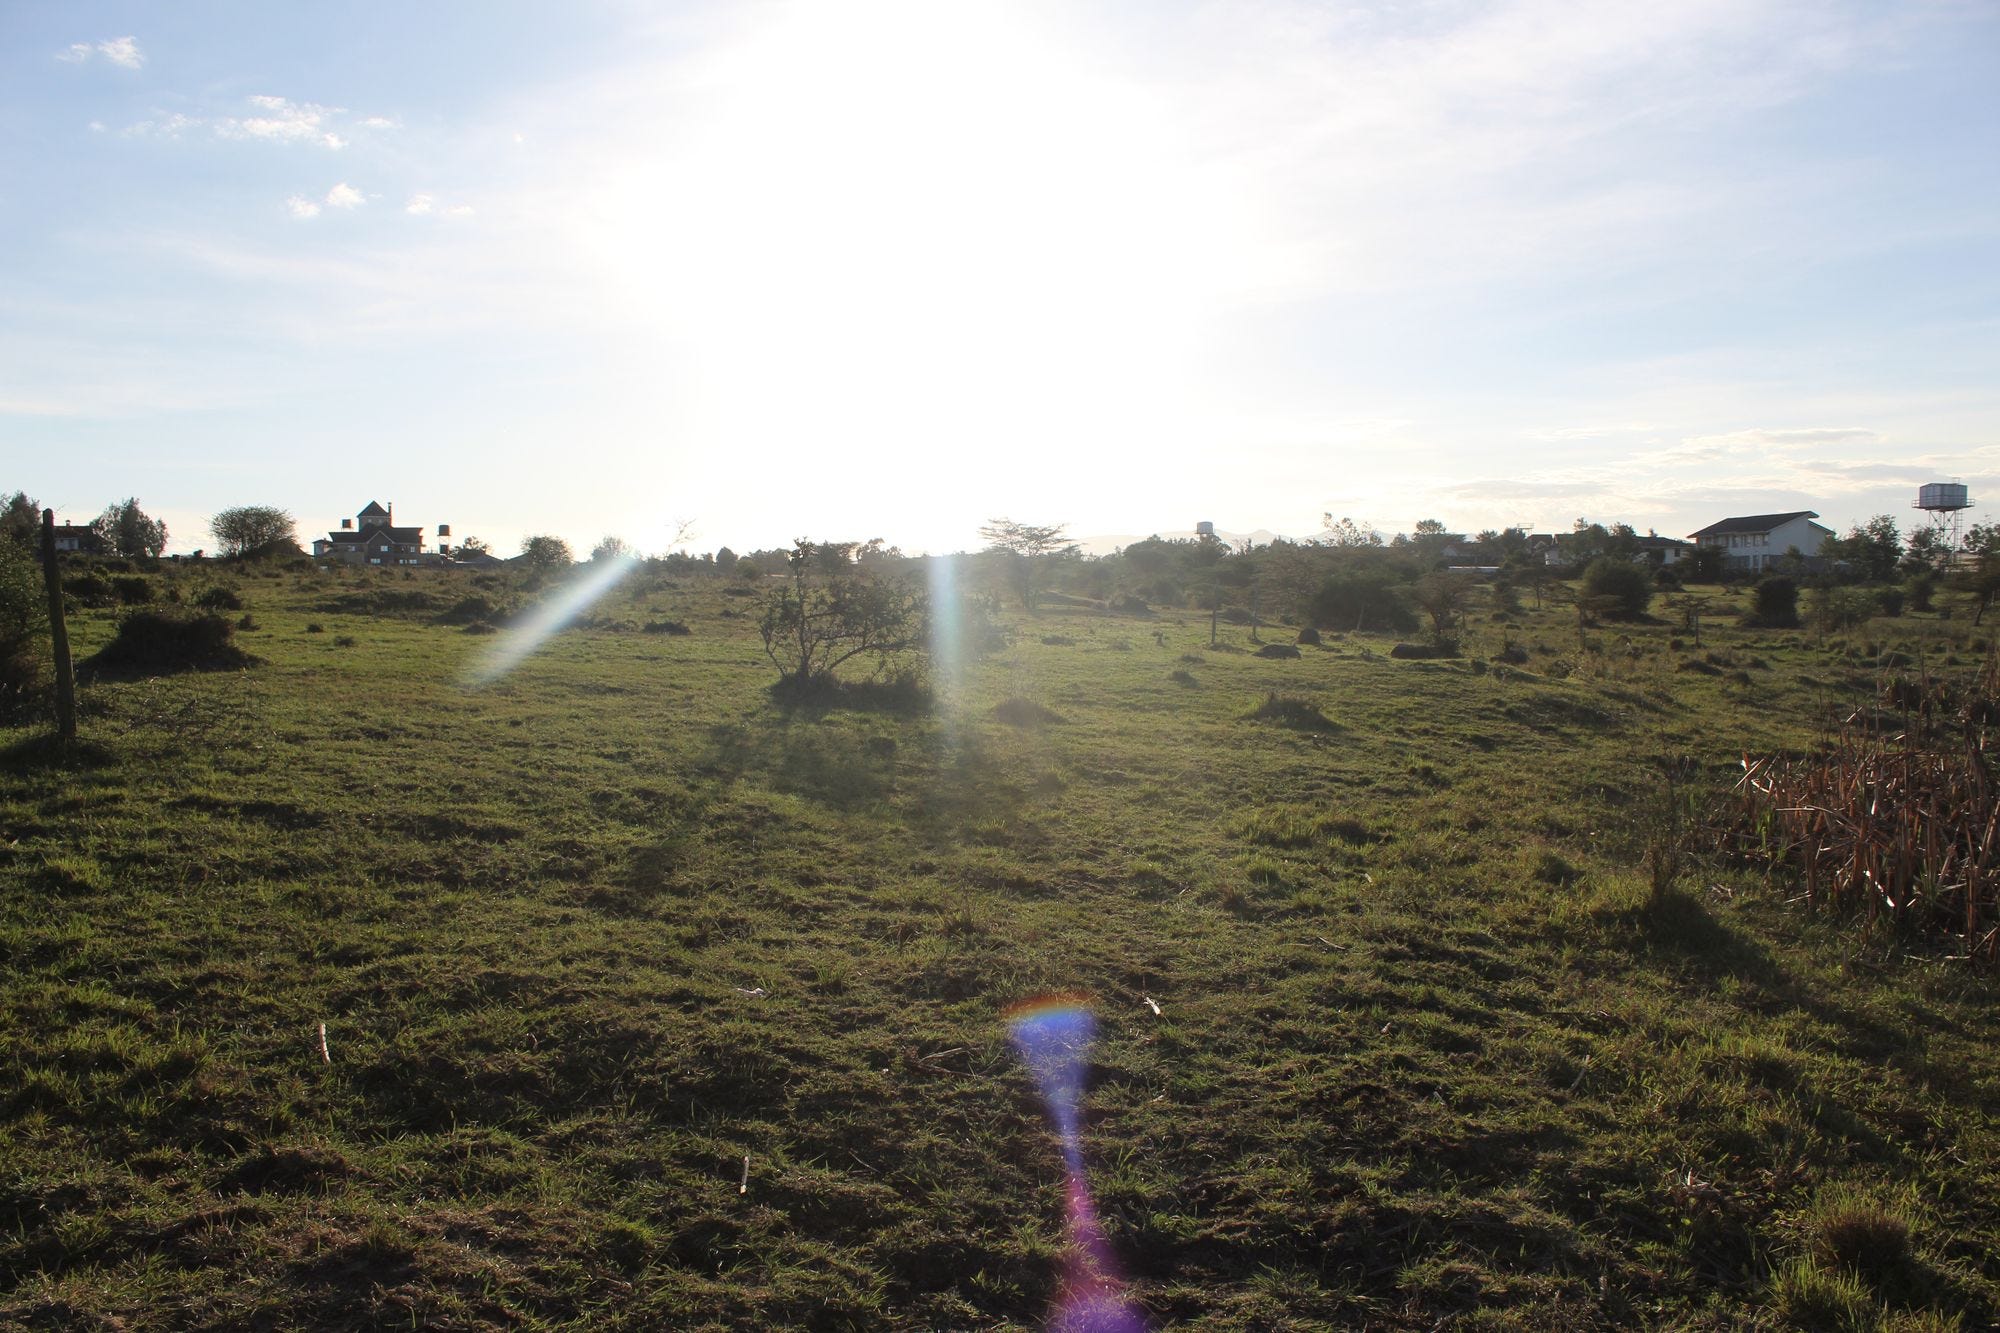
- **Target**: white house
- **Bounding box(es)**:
[1687,511,1835,573]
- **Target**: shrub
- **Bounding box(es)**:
[438,594,503,626]
[1876,587,1905,618]
[0,541,47,717]
[1582,557,1652,619]
[1296,626,1321,646]
[111,575,154,605]
[84,610,256,676]
[236,613,258,631]
[196,586,245,611]
[1247,693,1336,732]
[1752,576,1800,628]
[1169,669,1197,687]
[305,622,325,634]
[1906,573,1936,614]
[1389,641,1457,659]
[63,572,114,608]
[994,697,1064,727]
[642,620,691,635]
[1255,642,1301,659]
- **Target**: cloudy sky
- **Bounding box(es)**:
[5,1,1997,556]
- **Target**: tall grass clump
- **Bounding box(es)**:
[1737,668,2000,960]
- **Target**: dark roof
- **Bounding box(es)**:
[324,524,425,543]
[358,500,390,517]
[1687,511,1819,539]
[1632,535,1690,548]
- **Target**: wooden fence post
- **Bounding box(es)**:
[40,509,77,744]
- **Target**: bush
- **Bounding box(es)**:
[642,620,691,635]
[63,572,114,608]
[1308,567,1416,634]
[994,697,1064,727]
[111,575,154,605]
[1876,587,1905,618]
[196,586,245,611]
[1582,558,1652,619]
[1751,576,1800,628]
[1247,693,1336,731]
[1295,626,1321,646]
[1255,642,1301,659]
[1906,573,1936,613]
[84,610,257,676]
[0,542,47,717]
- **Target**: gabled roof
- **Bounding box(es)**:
[326,524,424,543]
[358,500,390,517]
[1687,511,1819,539]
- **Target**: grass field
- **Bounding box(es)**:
[3,561,1996,1329]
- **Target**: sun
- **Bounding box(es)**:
[569,1,1272,545]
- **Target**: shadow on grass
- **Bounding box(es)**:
[0,732,116,772]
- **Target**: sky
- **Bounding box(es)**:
[4,0,1998,557]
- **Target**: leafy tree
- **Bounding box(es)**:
[1321,515,1383,548]
[1581,557,1652,619]
[1902,526,1951,575]
[1409,571,1472,643]
[94,498,169,558]
[980,518,1076,612]
[210,505,295,558]
[590,536,635,563]
[714,546,739,573]
[758,539,926,692]
[2,492,41,549]
[1752,576,1800,628]
[455,535,490,556]
[1832,515,1902,581]
[1687,545,1726,582]
[520,535,573,568]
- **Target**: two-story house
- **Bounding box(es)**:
[1686,511,1835,574]
[312,501,433,566]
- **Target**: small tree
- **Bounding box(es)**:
[1752,576,1800,628]
[210,505,296,558]
[759,539,926,693]
[590,536,634,563]
[520,535,573,569]
[456,535,490,557]
[979,518,1077,612]
[1581,557,1652,619]
[1321,515,1383,548]
[95,498,169,558]
[1409,572,1471,644]
[1,492,41,550]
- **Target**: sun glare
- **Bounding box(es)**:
[574,1,1272,540]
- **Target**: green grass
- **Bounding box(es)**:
[0,562,1995,1328]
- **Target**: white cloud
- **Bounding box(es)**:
[59,36,143,68]
[406,193,473,218]
[286,195,321,220]
[98,36,144,69]
[358,116,398,130]
[324,182,365,209]
[217,95,348,149]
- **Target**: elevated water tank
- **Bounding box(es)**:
[1917,482,1971,512]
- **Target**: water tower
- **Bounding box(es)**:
[1915,480,1973,550]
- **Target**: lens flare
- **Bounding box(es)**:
[465,555,640,686]
[1007,996,1148,1333]
[926,552,963,687]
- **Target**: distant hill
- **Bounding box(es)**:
[1070,527,1295,557]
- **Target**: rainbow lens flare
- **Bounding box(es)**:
[1007,996,1148,1333]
